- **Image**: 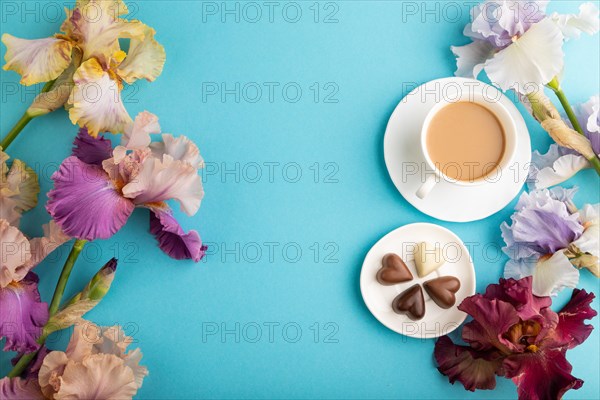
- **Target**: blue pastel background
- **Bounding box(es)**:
[1,1,599,398]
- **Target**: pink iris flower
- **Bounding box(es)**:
[46,112,206,262]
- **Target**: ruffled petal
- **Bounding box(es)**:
[483,277,552,320]
[121,111,161,149]
[554,289,597,349]
[67,0,145,64]
[150,134,204,168]
[38,351,69,398]
[551,2,600,40]
[55,354,138,400]
[46,156,134,240]
[0,197,21,226]
[64,323,97,363]
[122,155,203,215]
[501,222,539,260]
[574,203,599,240]
[459,296,520,353]
[0,272,48,353]
[4,159,40,213]
[451,40,495,78]
[571,204,599,277]
[149,208,206,262]
[527,144,589,190]
[532,252,579,297]
[68,58,132,136]
[0,219,32,287]
[484,18,564,93]
[0,377,44,399]
[117,25,166,84]
[28,49,82,117]
[504,257,537,280]
[502,349,583,400]
[72,127,113,166]
[64,322,148,389]
[467,1,548,48]
[24,220,70,270]
[434,336,502,391]
[574,95,600,155]
[510,196,583,255]
[1,34,72,85]
[123,348,148,389]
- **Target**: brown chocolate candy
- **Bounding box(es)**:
[376,253,413,285]
[392,284,425,320]
[423,276,461,309]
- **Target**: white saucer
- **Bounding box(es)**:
[360,223,476,338]
[383,77,531,222]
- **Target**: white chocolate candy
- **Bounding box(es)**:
[414,242,445,277]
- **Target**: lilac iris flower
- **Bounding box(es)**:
[502,188,599,296]
[452,1,599,93]
[465,0,549,49]
[502,188,582,259]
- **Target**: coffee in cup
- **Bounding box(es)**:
[416,93,517,199]
[426,101,505,181]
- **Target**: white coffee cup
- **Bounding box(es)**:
[416,92,518,199]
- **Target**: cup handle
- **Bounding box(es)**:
[416,175,437,199]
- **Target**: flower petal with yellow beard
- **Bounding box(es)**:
[1,34,73,85]
[117,25,166,84]
[67,0,145,64]
[68,58,132,136]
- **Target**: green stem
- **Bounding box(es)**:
[6,239,87,378]
[546,78,600,176]
[588,155,600,175]
[7,354,35,378]
[48,239,87,316]
[0,113,33,150]
[0,80,55,150]
[547,78,585,135]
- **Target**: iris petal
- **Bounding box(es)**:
[68,58,132,136]
[1,34,72,85]
[149,208,206,262]
[484,18,564,93]
[46,156,134,240]
[0,377,44,399]
[0,273,48,353]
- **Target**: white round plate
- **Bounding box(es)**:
[383,77,531,222]
[360,223,476,338]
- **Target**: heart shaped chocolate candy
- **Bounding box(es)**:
[414,242,445,277]
[392,284,425,320]
[423,276,461,309]
[376,253,413,285]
